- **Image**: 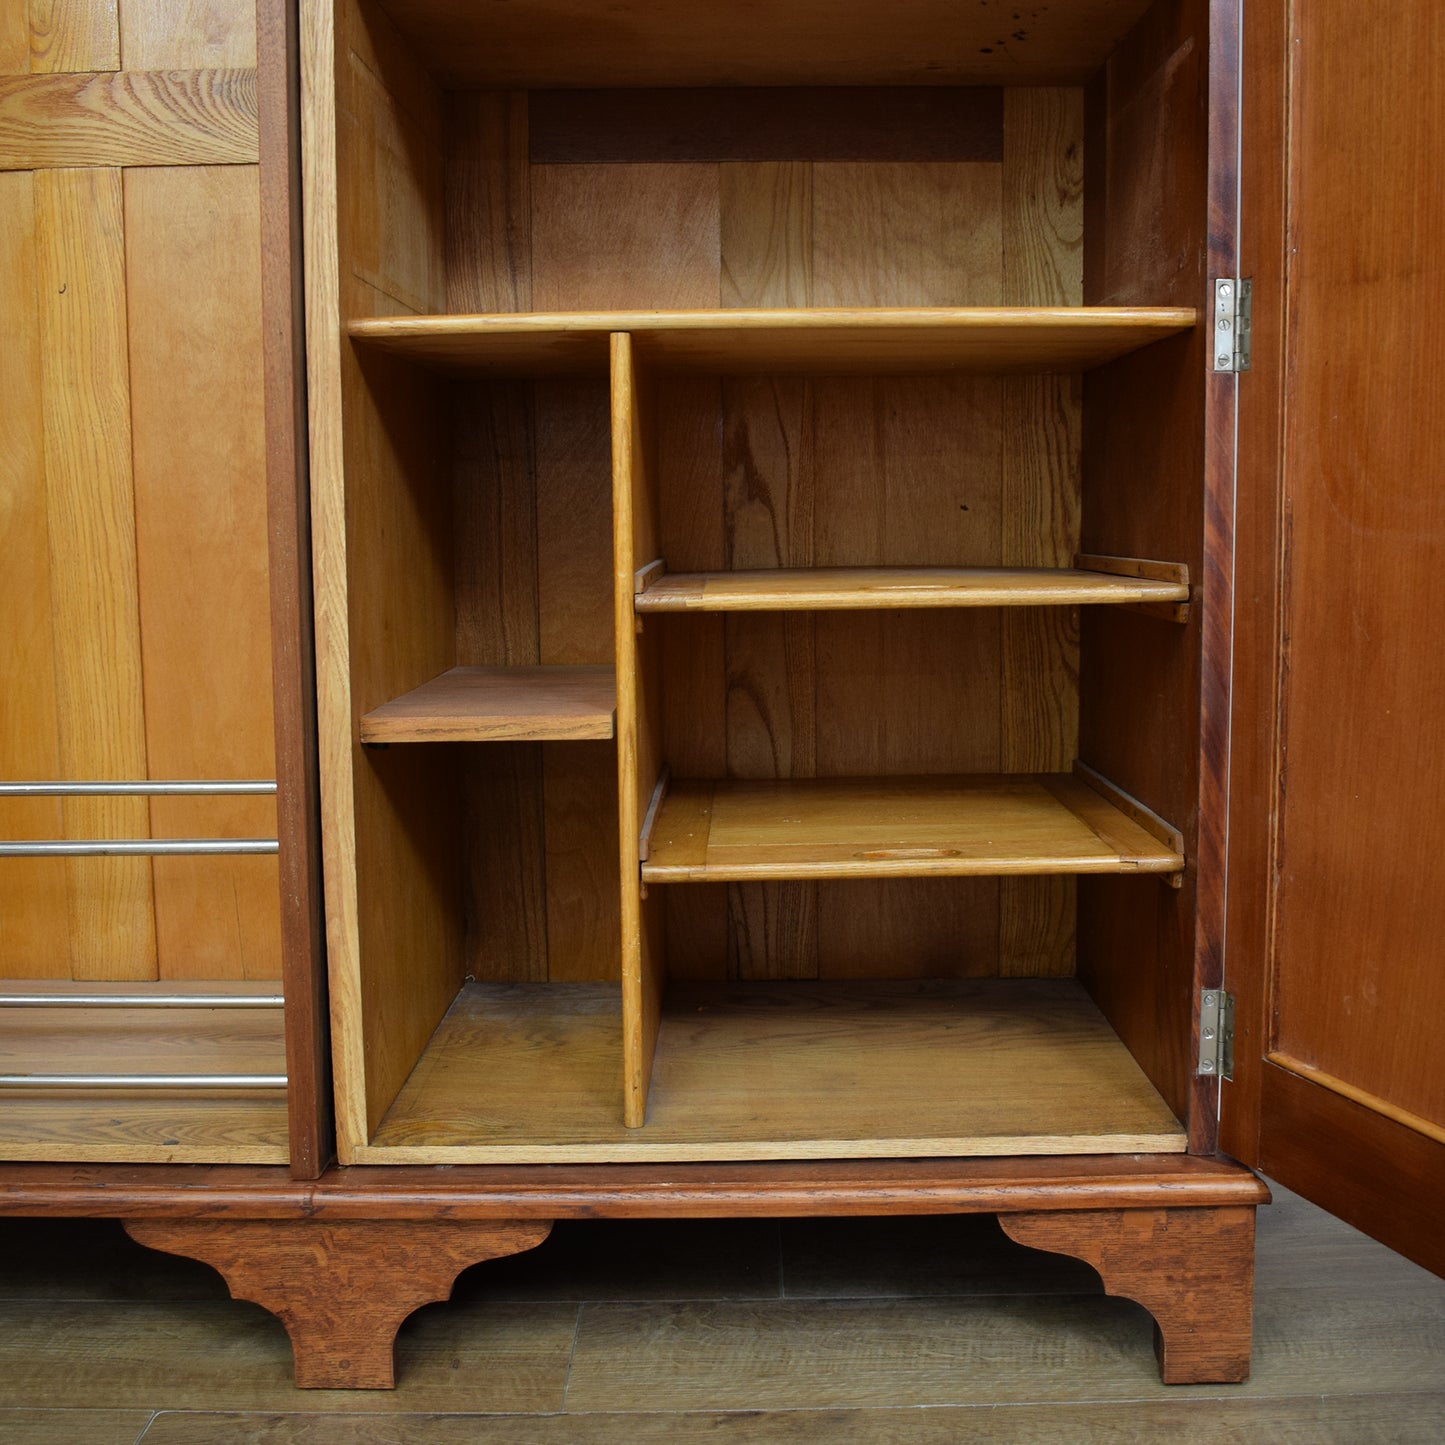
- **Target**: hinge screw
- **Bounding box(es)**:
[1201,1059,1215,1072]
[1220,283,1233,298]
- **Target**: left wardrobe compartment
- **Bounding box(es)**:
[0,0,326,1170]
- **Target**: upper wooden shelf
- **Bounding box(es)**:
[641,773,1184,884]
[635,565,1191,614]
[360,666,617,744]
[347,308,1197,378]
[374,1,1158,89]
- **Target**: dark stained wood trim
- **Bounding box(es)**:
[1218,0,1288,1169]
[257,0,332,1179]
[1257,1062,1445,1279]
[125,1217,553,1388]
[1187,0,1244,1156]
[1002,1204,1258,1382]
[0,1155,1268,1219]
[528,87,1004,164]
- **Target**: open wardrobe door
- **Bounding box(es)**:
[1223,0,1445,1275]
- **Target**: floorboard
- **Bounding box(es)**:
[0,1183,1438,1439]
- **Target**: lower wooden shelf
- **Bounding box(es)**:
[0,982,289,1163]
[366,977,1186,1164]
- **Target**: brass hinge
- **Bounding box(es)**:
[1212,279,1252,372]
[1197,989,1236,1080]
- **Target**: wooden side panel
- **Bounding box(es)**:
[1000,88,1084,978]
[1078,0,1214,1141]
[0,168,69,977]
[0,0,28,71]
[125,163,279,982]
[322,0,456,1146]
[35,165,156,981]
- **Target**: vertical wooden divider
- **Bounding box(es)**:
[612,333,665,1127]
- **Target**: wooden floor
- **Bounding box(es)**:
[0,1183,1441,1441]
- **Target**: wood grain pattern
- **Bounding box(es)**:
[531,165,720,311]
[26,0,118,73]
[813,162,1002,307]
[120,0,256,68]
[536,381,621,987]
[0,70,258,169]
[0,0,27,72]
[347,308,1198,376]
[317,0,454,1155]
[1000,1206,1257,1383]
[1266,0,1445,1141]
[643,776,1184,883]
[35,166,156,982]
[125,164,279,984]
[1078,0,1213,1145]
[376,0,1156,89]
[0,168,70,980]
[124,1217,553,1388]
[444,90,530,313]
[0,1152,1269,1218]
[365,978,1185,1163]
[638,566,1186,612]
[612,334,664,1123]
[1000,88,1084,980]
[361,667,616,743]
[720,162,811,308]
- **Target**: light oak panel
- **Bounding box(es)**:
[0,70,258,169]
[812,162,1003,307]
[35,166,155,982]
[0,0,26,71]
[125,164,278,983]
[119,0,256,68]
[719,162,811,307]
[368,978,1185,1161]
[0,168,69,979]
[26,0,118,73]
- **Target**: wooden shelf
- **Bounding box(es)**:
[360,666,617,744]
[641,774,1184,883]
[347,308,1197,378]
[635,565,1191,613]
[367,978,1186,1162]
[0,984,288,1164]
[379,1,1159,89]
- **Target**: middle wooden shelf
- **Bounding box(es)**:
[634,563,1189,613]
[640,772,1184,883]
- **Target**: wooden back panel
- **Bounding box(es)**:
[436,86,1085,987]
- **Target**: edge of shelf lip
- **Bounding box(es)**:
[347,305,1200,341]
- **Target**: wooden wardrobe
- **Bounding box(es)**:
[0,0,1441,1391]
